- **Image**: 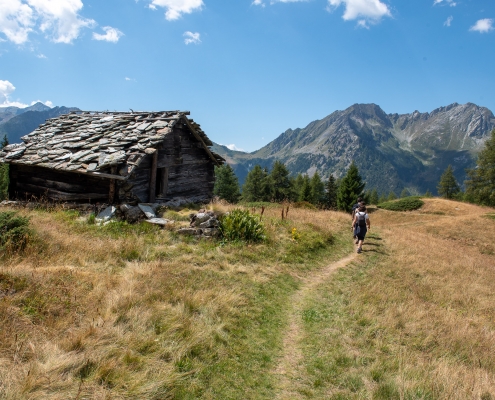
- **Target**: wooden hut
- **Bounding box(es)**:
[0,111,224,204]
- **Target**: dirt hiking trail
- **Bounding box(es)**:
[274,253,358,399]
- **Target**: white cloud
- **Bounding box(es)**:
[92,26,124,43]
[433,0,456,6]
[444,15,453,27]
[0,0,96,44]
[225,144,244,151]
[37,53,47,58]
[252,0,265,6]
[183,31,201,44]
[327,0,391,23]
[0,80,28,107]
[149,0,203,21]
[470,18,494,33]
[30,100,53,107]
[125,77,137,81]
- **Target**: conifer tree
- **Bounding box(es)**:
[424,189,433,198]
[291,173,305,202]
[378,194,387,204]
[299,175,312,202]
[369,188,379,205]
[242,165,269,202]
[437,165,460,199]
[324,174,338,209]
[387,191,397,201]
[0,135,8,200]
[466,129,495,206]
[400,188,410,198]
[213,164,240,203]
[270,161,291,202]
[310,171,325,205]
[0,135,8,150]
[336,162,365,212]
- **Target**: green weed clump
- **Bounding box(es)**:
[219,209,266,243]
[377,197,424,212]
[0,211,32,254]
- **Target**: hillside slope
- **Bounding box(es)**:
[1,199,494,398]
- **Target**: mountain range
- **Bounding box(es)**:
[0,103,80,145]
[1,102,493,195]
[212,102,495,195]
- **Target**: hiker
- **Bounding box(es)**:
[351,197,363,239]
[352,205,370,254]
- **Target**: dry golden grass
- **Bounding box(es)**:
[0,203,352,399]
[297,198,495,399]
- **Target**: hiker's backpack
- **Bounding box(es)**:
[356,212,367,227]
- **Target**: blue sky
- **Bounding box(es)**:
[0,0,494,151]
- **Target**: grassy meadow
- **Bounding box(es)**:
[0,198,494,399]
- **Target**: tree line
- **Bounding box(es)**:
[214,128,495,209]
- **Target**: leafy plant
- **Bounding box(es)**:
[0,211,32,254]
[377,197,424,212]
[219,209,266,243]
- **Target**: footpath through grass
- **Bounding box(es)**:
[0,204,352,399]
[295,199,495,399]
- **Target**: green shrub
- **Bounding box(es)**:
[377,197,424,212]
[219,209,266,243]
[0,211,32,254]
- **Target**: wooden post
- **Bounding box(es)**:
[109,166,117,203]
[149,150,158,203]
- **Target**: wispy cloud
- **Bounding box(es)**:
[444,15,453,27]
[183,31,201,44]
[433,0,457,7]
[148,0,203,21]
[0,0,96,44]
[125,77,136,81]
[252,0,265,6]
[92,26,124,43]
[469,18,494,33]
[37,53,47,58]
[327,0,391,25]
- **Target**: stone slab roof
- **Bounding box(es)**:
[0,110,223,180]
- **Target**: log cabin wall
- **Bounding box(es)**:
[9,164,110,202]
[120,126,215,203]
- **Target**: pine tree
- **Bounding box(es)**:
[378,193,387,204]
[336,162,365,212]
[213,164,240,203]
[310,171,325,206]
[291,173,305,202]
[387,191,397,201]
[369,188,379,205]
[242,165,269,202]
[466,129,495,206]
[0,135,8,200]
[424,189,433,198]
[299,175,312,202]
[400,188,410,198]
[437,165,460,199]
[324,174,338,209]
[270,161,291,202]
[0,135,8,150]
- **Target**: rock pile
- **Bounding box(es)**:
[178,209,221,238]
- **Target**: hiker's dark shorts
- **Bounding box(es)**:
[354,225,367,241]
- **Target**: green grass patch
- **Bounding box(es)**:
[377,196,424,212]
[0,211,32,255]
[484,213,495,220]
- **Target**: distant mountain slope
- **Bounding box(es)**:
[0,106,80,144]
[0,102,52,125]
[213,103,495,194]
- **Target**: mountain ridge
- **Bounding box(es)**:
[212,102,495,194]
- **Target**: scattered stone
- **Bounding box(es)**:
[138,204,156,219]
[145,218,171,227]
[178,228,202,236]
[120,204,143,223]
[96,205,116,222]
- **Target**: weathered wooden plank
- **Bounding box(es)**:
[149,150,158,203]
[14,182,108,201]
[25,176,108,194]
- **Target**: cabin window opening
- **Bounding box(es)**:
[156,167,168,198]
